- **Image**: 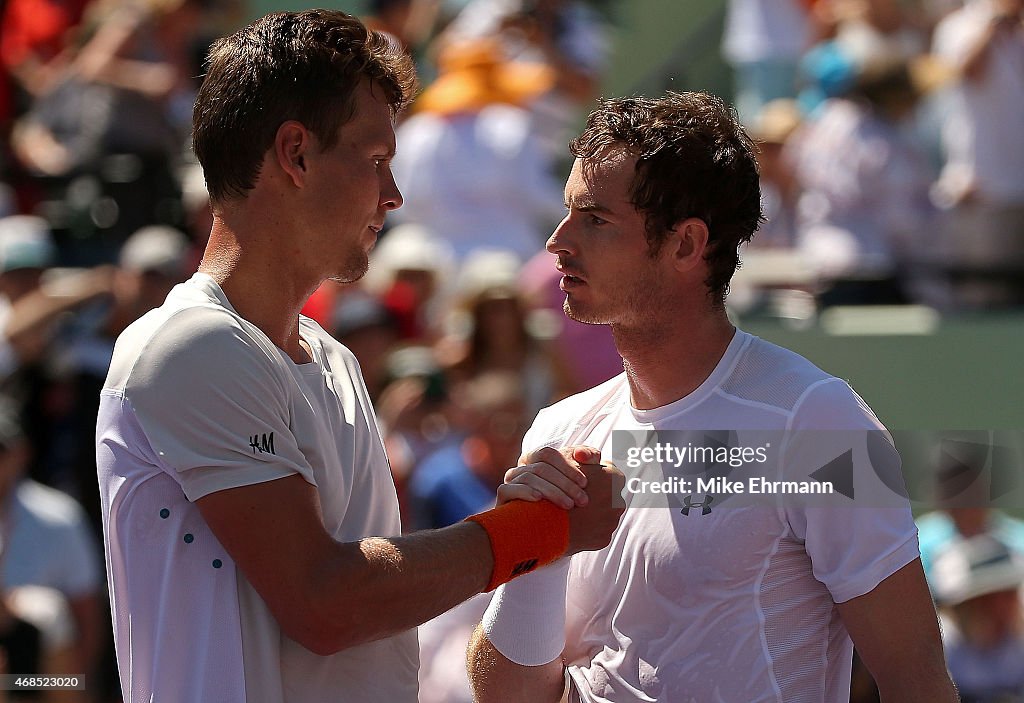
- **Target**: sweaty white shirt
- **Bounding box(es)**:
[518,330,918,703]
[96,273,418,702]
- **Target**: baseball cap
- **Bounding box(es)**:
[931,534,1024,606]
[0,216,56,272]
[458,248,523,303]
[119,226,190,277]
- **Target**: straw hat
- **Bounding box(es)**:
[748,99,803,145]
[416,40,555,116]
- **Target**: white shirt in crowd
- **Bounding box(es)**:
[933,0,1024,205]
[392,105,565,263]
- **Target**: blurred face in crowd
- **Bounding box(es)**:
[546,147,674,330]
[0,268,45,302]
[464,397,528,484]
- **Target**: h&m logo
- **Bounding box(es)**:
[249,432,275,455]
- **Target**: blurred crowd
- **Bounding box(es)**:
[0,0,1019,700]
[725,0,1024,313]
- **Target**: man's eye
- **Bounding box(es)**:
[591,215,607,226]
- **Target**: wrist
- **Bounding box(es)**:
[482,559,571,666]
[465,500,569,592]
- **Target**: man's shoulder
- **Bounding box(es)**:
[107,290,281,397]
[525,372,628,447]
[718,333,843,414]
[540,372,628,418]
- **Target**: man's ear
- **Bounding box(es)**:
[666,217,710,272]
[274,121,312,188]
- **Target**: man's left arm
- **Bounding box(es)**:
[836,557,958,702]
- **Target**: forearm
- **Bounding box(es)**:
[304,522,493,653]
[468,626,566,703]
[872,631,958,702]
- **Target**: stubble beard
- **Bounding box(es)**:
[563,297,608,325]
[329,248,370,284]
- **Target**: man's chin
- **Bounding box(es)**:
[564,301,609,326]
[330,255,370,284]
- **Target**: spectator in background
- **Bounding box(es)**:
[408,370,527,530]
[0,0,91,97]
[376,345,458,522]
[0,217,112,455]
[362,0,442,54]
[391,39,564,262]
[917,444,1024,582]
[746,99,803,250]
[438,249,573,415]
[437,0,610,157]
[932,0,1024,307]
[789,54,937,305]
[829,0,929,65]
[362,223,454,341]
[10,0,206,265]
[331,293,400,401]
[930,534,1024,702]
[722,0,815,121]
[0,216,111,378]
[0,401,103,688]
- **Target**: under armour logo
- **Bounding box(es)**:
[681,494,714,516]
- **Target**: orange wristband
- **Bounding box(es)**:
[465,501,570,592]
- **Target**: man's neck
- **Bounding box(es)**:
[198,215,320,363]
[613,310,736,411]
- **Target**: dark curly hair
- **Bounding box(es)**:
[570,92,764,304]
[193,10,418,204]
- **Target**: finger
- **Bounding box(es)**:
[519,446,588,487]
[515,462,590,506]
[509,470,582,509]
[572,446,602,466]
[495,483,542,507]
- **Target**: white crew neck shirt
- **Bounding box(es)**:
[97,273,418,702]
[514,330,918,702]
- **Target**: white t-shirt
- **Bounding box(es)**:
[722,0,811,64]
[96,273,418,703]
[515,330,919,703]
[392,106,565,262]
[1,480,102,598]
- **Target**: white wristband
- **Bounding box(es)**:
[481,558,570,666]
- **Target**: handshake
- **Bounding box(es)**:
[499,446,626,558]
